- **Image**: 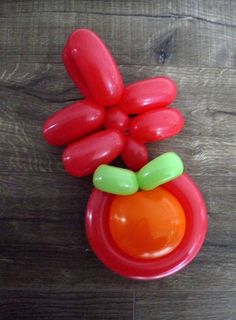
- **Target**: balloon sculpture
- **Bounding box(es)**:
[42,29,207,280]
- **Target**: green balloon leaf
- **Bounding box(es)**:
[137,152,184,191]
[93,164,139,195]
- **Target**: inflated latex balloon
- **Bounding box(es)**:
[93,165,138,195]
[62,46,91,98]
[42,99,105,146]
[121,136,148,171]
[62,129,125,177]
[42,29,207,281]
[137,152,184,190]
[62,29,124,106]
[117,77,177,114]
[104,107,129,134]
[129,108,184,142]
[86,173,207,280]
[109,187,186,259]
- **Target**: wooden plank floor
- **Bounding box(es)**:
[0,1,235,319]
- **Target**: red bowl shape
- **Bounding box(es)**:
[85,173,207,280]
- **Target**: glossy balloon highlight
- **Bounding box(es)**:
[121,137,148,171]
[42,99,105,146]
[104,107,129,134]
[62,129,125,177]
[93,164,139,195]
[117,77,177,114]
[63,29,124,106]
[109,187,186,259]
[129,108,184,143]
[137,152,184,190]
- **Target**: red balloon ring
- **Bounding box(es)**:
[85,173,207,280]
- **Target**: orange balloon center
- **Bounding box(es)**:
[109,187,186,259]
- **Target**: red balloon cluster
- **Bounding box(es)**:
[42,29,184,176]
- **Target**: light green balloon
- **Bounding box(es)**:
[137,152,184,191]
[93,165,139,195]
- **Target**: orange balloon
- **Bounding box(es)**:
[109,187,186,259]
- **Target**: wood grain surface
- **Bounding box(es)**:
[0,1,235,319]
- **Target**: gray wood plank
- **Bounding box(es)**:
[0,63,235,295]
[87,14,236,67]
[1,0,236,26]
[135,290,236,320]
[0,172,235,242]
[0,1,235,319]
[0,12,88,63]
[0,64,235,175]
[0,238,235,292]
[0,0,89,14]
[0,1,236,66]
[0,290,133,320]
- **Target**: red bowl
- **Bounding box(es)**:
[85,173,207,280]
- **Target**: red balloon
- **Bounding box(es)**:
[85,173,207,280]
[42,99,105,146]
[62,129,125,177]
[63,29,124,106]
[109,187,186,259]
[121,137,148,171]
[62,47,91,98]
[104,107,129,134]
[129,108,184,143]
[117,77,176,114]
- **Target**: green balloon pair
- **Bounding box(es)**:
[93,152,184,195]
